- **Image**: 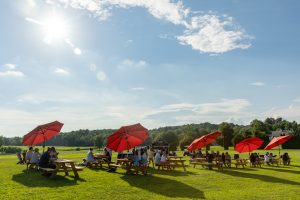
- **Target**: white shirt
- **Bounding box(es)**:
[25,150,33,161]
[161,154,167,162]
[30,152,40,164]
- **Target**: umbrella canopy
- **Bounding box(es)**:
[106,123,149,152]
[264,135,292,150]
[188,131,222,152]
[22,121,64,146]
[235,137,264,153]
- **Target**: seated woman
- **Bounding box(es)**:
[25,147,34,163]
[49,147,58,161]
[86,148,96,165]
[103,148,112,162]
[154,150,161,166]
[30,148,41,164]
[160,151,168,163]
[282,152,290,165]
[16,151,24,164]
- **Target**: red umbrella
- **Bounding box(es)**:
[235,137,264,153]
[106,123,149,152]
[22,121,64,149]
[264,135,292,155]
[188,131,222,152]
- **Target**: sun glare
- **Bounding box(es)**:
[42,15,68,44]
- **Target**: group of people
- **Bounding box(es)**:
[17,146,59,170]
[82,147,112,166]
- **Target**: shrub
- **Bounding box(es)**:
[0,146,22,154]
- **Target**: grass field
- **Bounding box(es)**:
[0,147,299,200]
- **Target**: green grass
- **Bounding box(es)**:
[0,147,299,200]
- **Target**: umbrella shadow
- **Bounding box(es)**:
[221,170,300,185]
[147,168,198,177]
[12,171,85,187]
[120,175,205,199]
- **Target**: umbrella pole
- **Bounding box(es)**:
[279,145,281,156]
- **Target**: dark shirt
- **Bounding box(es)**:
[39,151,50,167]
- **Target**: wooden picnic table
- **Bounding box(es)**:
[40,159,83,179]
[168,156,183,160]
[168,159,187,171]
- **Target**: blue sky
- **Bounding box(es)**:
[1,0,300,137]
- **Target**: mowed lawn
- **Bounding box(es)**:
[0,147,299,200]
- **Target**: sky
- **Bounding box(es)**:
[1,0,300,137]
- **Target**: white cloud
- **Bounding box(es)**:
[118,59,147,70]
[54,67,70,75]
[177,15,251,54]
[250,81,265,86]
[0,70,24,77]
[96,70,107,81]
[155,99,251,115]
[51,0,251,54]
[90,64,97,72]
[130,87,145,91]
[4,63,16,69]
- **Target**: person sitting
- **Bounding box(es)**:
[139,148,148,175]
[16,151,24,164]
[249,153,256,167]
[206,152,213,170]
[160,151,168,163]
[264,152,270,165]
[85,148,96,166]
[196,149,203,158]
[183,148,189,156]
[39,147,56,173]
[30,148,41,165]
[154,150,161,166]
[25,147,34,163]
[49,147,58,161]
[282,152,290,165]
[225,152,231,167]
[103,148,112,162]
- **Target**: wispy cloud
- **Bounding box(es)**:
[250,81,265,86]
[50,0,251,54]
[117,59,147,70]
[4,63,16,70]
[96,70,107,81]
[130,87,145,91]
[0,71,24,77]
[54,67,70,75]
[0,63,24,78]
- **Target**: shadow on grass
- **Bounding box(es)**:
[261,167,300,175]
[221,170,300,185]
[12,171,85,187]
[121,175,205,199]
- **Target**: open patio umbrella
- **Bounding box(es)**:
[188,131,222,152]
[264,135,292,155]
[235,137,264,154]
[106,123,149,152]
[22,121,64,151]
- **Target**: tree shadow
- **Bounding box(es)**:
[221,170,300,185]
[121,175,205,199]
[261,167,300,175]
[12,171,85,187]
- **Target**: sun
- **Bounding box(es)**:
[42,14,68,44]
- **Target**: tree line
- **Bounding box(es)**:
[1,117,300,150]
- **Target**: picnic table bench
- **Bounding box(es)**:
[108,159,147,174]
[233,159,248,168]
[88,155,111,169]
[40,159,84,179]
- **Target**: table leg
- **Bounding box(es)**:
[70,163,79,179]
[61,163,69,176]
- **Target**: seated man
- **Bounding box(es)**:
[25,147,34,163]
[86,148,96,165]
[30,148,41,165]
[282,152,290,165]
[39,148,56,172]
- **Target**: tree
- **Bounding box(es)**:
[94,135,104,148]
[154,131,179,151]
[219,122,234,150]
[0,136,3,147]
